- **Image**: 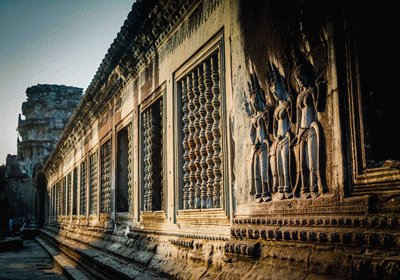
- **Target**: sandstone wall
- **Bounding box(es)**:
[42,1,400,278]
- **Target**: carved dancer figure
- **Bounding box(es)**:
[248,72,272,202]
[293,58,323,198]
[268,64,294,199]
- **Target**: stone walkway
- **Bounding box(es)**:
[0,239,65,280]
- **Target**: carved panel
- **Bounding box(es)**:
[230,213,399,251]
[100,140,112,213]
[89,152,98,214]
[142,97,164,211]
[179,51,223,209]
[80,160,87,216]
[246,60,326,203]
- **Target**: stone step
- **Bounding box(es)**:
[36,236,92,280]
[39,229,168,280]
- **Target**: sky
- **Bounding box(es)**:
[0,0,134,165]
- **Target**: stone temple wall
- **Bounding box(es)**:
[41,1,400,279]
[5,84,82,223]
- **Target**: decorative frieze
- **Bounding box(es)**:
[230,224,398,250]
[233,215,399,229]
[169,239,194,249]
[351,256,400,278]
[225,240,261,258]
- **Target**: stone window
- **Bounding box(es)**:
[67,172,72,215]
[57,180,62,216]
[116,125,131,213]
[53,185,57,218]
[343,3,400,191]
[141,92,164,211]
[51,185,55,218]
[176,42,223,210]
[62,176,67,215]
[72,167,78,215]
[80,160,87,216]
[100,140,112,213]
[89,151,98,215]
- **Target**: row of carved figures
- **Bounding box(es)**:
[248,58,326,202]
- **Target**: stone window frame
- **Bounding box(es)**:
[173,31,230,225]
[51,184,56,220]
[72,167,78,216]
[115,118,133,223]
[62,175,67,216]
[88,148,99,217]
[99,134,112,215]
[341,7,400,194]
[56,178,63,219]
[61,169,74,219]
[67,172,72,217]
[79,157,88,218]
[138,84,166,218]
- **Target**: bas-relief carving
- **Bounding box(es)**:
[292,57,325,198]
[246,57,326,203]
[268,64,294,199]
[248,72,271,202]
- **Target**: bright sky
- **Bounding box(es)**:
[0,0,134,165]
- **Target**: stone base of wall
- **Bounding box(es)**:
[40,220,400,279]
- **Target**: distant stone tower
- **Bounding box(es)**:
[17,84,82,176]
[6,84,82,223]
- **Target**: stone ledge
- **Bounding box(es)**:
[36,236,91,280]
[39,228,168,280]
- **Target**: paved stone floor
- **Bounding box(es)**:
[0,239,65,280]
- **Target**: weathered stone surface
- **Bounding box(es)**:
[3,84,82,223]
[0,239,65,279]
[39,0,400,279]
